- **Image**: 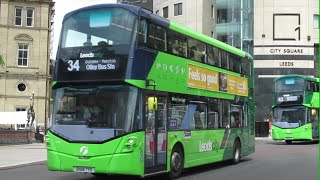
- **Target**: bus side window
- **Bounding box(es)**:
[230,104,241,128]
[207,45,220,67]
[220,50,229,70]
[208,98,220,129]
[229,55,241,73]
[207,45,215,66]
[214,47,220,67]
[147,23,156,49]
[222,100,229,128]
[138,19,148,46]
[241,58,251,76]
[168,99,187,130]
[168,30,187,58]
[187,38,206,63]
[153,25,166,52]
[192,103,207,130]
[315,83,319,92]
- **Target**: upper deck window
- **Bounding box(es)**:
[60,8,136,48]
[274,77,305,93]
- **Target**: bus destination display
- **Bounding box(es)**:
[66,58,118,72]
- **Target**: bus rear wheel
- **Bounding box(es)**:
[232,140,241,164]
[169,145,184,179]
[285,140,292,144]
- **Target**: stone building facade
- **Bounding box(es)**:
[153,0,216,37]
[0,0,53,127]
[117,0,153,11]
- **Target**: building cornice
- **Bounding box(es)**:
[0,95,49,100]
[0,73,52,79]
[0,24,50,31]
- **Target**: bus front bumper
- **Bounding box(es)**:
[47,150,144,176]
[272,128,312,141]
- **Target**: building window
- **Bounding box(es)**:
[15,7,23,26]
[16,107,26,111]
[26,8,34,27]
[217,9,227,23]
[163,6,168,18]
[17,44,28,67]
[17,83,27,92]
[211,5,214,18]
[314,14,319,29]
[174,3,182,16]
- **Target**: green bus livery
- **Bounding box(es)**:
[46,4,255,178]
[272,74,319,144]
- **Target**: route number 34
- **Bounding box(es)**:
[67,60,80,71]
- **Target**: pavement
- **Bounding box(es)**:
[0,136,274,171]
[0,143,47,170]
[255,136,273,141]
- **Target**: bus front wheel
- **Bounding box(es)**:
[232,140,241,164]
[169,145,184,179]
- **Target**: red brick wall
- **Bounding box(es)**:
[0,130,35,144]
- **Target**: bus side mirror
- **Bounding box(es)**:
[148,97,158,111]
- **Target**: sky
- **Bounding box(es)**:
[52,0,117,59]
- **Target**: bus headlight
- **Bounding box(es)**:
[122,137,137,152]
[45,135,51,147]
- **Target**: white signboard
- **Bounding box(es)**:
[254,60,314,68]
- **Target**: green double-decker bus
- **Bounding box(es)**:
[46,4,255,178]
[272,74,319,144]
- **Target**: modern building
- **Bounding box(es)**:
[117,0,153,11]
[254,0,319,121]
[153,0,216,37]
[216,0,254,55]
[0,0,54,128]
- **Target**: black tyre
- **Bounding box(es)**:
[169,145,184,179]
[232,140,241,164]
[285,140,292,144]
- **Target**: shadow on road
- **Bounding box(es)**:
[89,158,254,180]
[179,158,253,179]
[265,140,319,146]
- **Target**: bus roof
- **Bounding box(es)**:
[273,74,319,82]
[63,3,252,60]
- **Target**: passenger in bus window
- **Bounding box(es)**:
[281,112,290,122]
[83,97,102,121]
[172,40,181,55]
[232,115,241,128]
[98,41,108,47]
[59,96,69,112]
[188,46,196,59]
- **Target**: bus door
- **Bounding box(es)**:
[145,95,167,174]
[311,109,319,139]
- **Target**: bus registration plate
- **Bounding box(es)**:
[74,166,95,173]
